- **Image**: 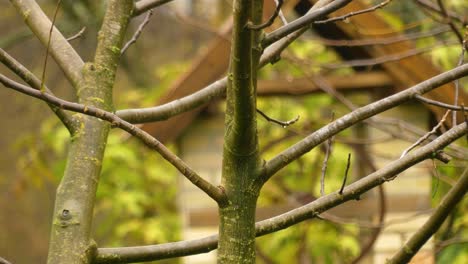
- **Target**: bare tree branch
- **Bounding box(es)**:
[94,123,467,263]
[262,0,353,48]
[116,0,341,124]
[9,0,84,87]
[256,109,300,127]
[321,113,335,196]
[400,110,451,158]
[315,0,392,24]
[116,77,227,123]
[415,94,468,111]
[259,63,468,184]
[121,9,153,55]
[414,0,466,24]
[0,74,227,205]
[0,48,75,131]
[133,0,175,16]
[453,46,466,125]
[256,123,467,234]
[338,153,352,194]
[247,0,283,30]
[436,0,465,43]
[388,167,468,264]
[40,0,62,92]
[66,26,86,42]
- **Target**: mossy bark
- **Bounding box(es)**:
[46,1,133,264]
[218,0,263,263]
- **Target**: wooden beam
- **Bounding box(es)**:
[258,71,393,95]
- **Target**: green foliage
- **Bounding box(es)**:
[256,93,361,262]
[438,243,468,264]
[431,46,464,71]
[447,0,468,8]
[257,221,360,264]
[14,119,181,263]
[431,148,468,264]
[95,129,180,248]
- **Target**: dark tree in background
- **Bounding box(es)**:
[0,0,467,263]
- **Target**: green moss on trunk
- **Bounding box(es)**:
[46,1,133,263]
[218,0,263,263]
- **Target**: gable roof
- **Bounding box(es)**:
[142,0,467,143]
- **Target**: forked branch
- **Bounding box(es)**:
[117,0,345,124]
[0,48,75,131]
[133,0,175,16]
[94,123,467,263]
[10,0,84,87]
[0,74,227,205]
[259,63,468,184]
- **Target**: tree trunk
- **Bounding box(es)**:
[218,0,263,263]
[46,1,133,263]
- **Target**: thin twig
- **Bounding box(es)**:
[40,0,62,92]
[121,9,153,55]
[369,117,467,160]
[276,0,288,25]
[463,103,468,143]
[431,159,440,198]
[320,112,335,196]
[415,95,468,111]
[414,0,465,24]
[452,46,466,125]
[400,110,451,158]
[350,150,386,264]
[315,0,392,24]
[436,0,464,44]
[11,0,84,87]
[418,4,447,24]
[0,48,75,131]
[339,153,351,194]
[256,108,300,128]
[66,26,86,41]
[247,0,283,30]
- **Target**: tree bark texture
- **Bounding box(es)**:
[218,0,263,263]
[46,1,133,263]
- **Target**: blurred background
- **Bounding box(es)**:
[0,0,467,263]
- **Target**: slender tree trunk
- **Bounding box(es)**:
[218,0,263,263]
[46,1,133,263]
